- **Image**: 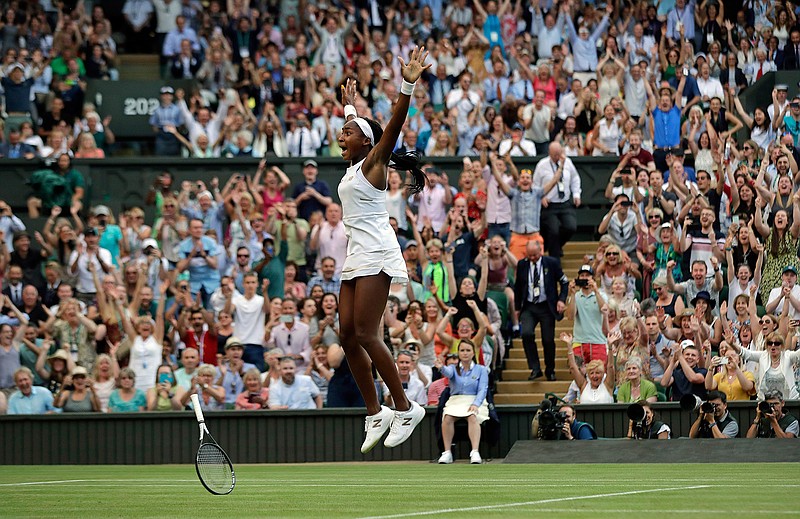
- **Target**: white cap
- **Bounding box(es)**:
[142,238,159,250]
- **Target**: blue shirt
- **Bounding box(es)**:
[566,14,609,72]
[509,186,544,234]
[7,386,56,414]
[653,106,681,148]
[149,103,184,131]
[178,236,222,294]
[182,203,227,244]
[306,275,341,297]
[441,362,489,407]
[216,361,256,406]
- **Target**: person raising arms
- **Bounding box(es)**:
[337,47,431,453]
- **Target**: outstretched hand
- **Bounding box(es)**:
[398,46,432,84]
[341,78,358,108]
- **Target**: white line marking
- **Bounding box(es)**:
[356,485,711,519]
[0,480,89,487]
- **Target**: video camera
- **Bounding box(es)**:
[680,394,717,414]
[536,398,569,440]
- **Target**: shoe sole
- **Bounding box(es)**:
[384,405,425,448]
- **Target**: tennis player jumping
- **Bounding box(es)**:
[337,47,430,453]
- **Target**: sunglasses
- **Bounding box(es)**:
[179,285,189,290]
[606,252,619,257]
[767,341,782,346]
[648,215,661,219]
[759,319,773,325]
[743,146,752,151]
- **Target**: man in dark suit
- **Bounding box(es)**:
[0,128,37,159]
[514,240,568,380]
[783,29,800,70]
[719,61,747,91]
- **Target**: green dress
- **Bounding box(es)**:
[760,230,798,295]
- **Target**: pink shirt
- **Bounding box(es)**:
[483,166,514,224]
[315,221,348,276]
[533,77,557,103]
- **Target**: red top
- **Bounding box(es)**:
[181,329,219,366]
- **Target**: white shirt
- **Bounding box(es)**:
[231,292,266,345]
[498,138,537,157]
[286,127,321,157]
[415,183,449,233]
[268,374,320,409]
[767,285,800,320]
[382,376,427,405]
[68,248,113,293]
[696,76,724,100]
[533,156,582,203]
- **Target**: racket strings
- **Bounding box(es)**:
[197,444,233,493]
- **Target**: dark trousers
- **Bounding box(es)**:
[519,301,556,375]
[653,148,670,175]
[541,202,576,258]
[243,344,265,372]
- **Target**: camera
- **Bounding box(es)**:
[535,399,568,440]
[575,278,589,288]
[758,401,775,415]
[627,403,646,439]
[680,394,716,414]
[718,357,728,366]
[620,201,634,207]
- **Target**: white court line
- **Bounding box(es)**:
[509,509,799,516]
[0,479,89,487]
[356,485,711,519]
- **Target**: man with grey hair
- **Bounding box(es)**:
[533,142,580,258]
[746,390,799,438]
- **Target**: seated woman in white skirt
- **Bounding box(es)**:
[435,339,490,465]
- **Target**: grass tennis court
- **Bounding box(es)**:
[1,462,797,518]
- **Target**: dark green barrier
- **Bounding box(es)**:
[2,156,617,240]
[0,402,795,464]
[86,80,198,138]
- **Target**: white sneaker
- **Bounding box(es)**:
[438,451,453,464]
[384,401,425,448]
[360,406,394,453]
[470,450,482,464]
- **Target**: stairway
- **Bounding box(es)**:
[494,240,599,405]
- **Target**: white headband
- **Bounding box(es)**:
[352,117,375,146]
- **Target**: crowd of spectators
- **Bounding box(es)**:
[0,0,798,442]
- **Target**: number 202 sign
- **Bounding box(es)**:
[86,79,195,139]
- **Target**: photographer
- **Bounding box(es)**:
[532,402,597,440]
[689,390,739,439]
[746,390,799,439]
[627,401,671,439]
[564,264,608,364]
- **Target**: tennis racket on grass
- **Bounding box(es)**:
[191,393,235,495]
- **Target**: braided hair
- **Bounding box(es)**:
[363,118,429,194]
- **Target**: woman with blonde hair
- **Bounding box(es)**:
[43,298,105,372]
[123,206,152,260]
[596,244,638,299]
[177,363,226,411]
[74,131,105,158]
[426,130,456,156]
[705,342,756,401]
[108,367,146,412]
[729,332,800,399]
[91,349,119,412]
[562,332,615,404]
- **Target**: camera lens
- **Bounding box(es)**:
[758,401,773,414]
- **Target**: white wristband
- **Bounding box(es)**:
[344,104,357,119]
[401,80,416,96]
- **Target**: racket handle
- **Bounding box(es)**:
[190,394,205,423]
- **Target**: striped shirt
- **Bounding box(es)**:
[509,186,544,234]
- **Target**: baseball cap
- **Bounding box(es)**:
[679,339,695,350]
[776,84,789,91]
[92,205,110,217]
[783,265,797,275]
[84,227,99,237]
[160,86,175,95]
[303,159,318,167]
[578,264,593,275]
[142,238,159,250]
[225,337,244,350]
[403,240,418,251]
[511,122,524,131]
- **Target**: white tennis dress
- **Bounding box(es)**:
[338,158,408,284]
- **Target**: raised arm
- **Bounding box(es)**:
[360,47,431,188]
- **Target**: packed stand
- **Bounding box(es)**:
[0,0,798,442]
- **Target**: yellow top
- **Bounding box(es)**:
[713,369,756,401]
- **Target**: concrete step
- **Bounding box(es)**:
[501,368,572,381]
[118,54,161,80]
[507,345,571,358]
